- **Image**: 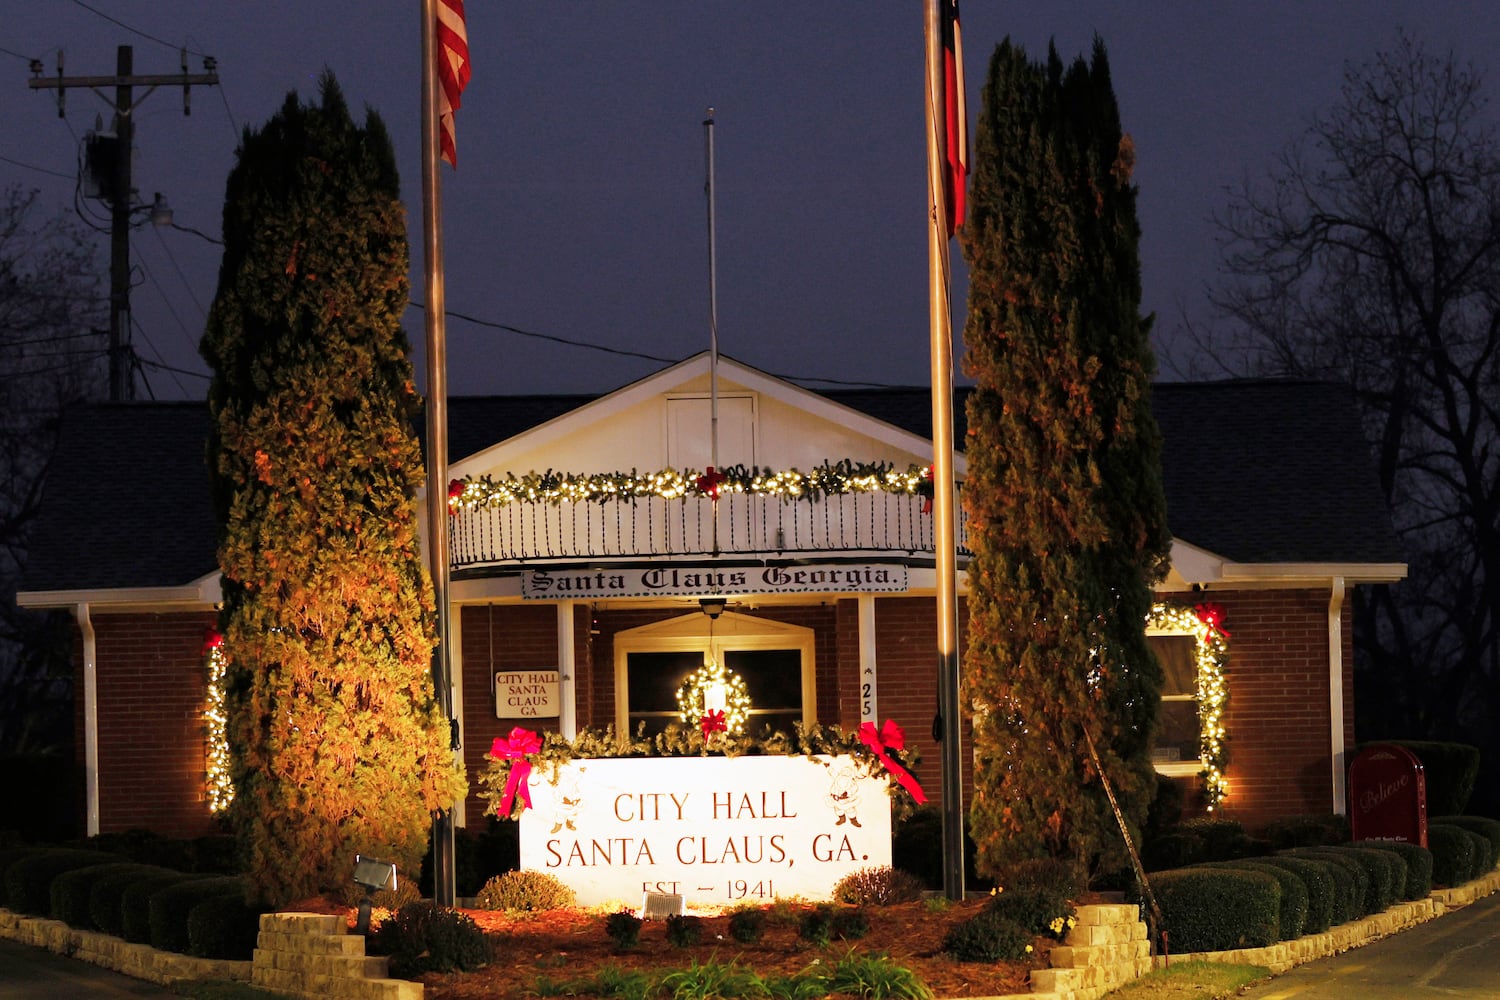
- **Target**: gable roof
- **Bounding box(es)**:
[17,375,1403,597]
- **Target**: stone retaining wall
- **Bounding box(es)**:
[251,911,422,1000]
[0,907,250,986]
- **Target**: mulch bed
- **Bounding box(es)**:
[410,899,1048,1000]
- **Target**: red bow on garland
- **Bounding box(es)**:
[447,478,465,512]
[918,465,934,514]
[490,727,543,815]
[695,466,727,499]
[701,709,727,737]
[201,629,224,657]
[857,720,927,804]
[1194,603,1230,637]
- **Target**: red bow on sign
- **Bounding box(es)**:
[695,466,727,499]
[490,727,543,815]
[858,720,928,804]
[701,709,727,737]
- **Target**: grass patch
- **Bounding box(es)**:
[173,980,297,1000]
[1101,960,1270,999]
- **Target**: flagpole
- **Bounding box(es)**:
[704,108,720,554]
[924,0,965,902]
[420,0,457,909]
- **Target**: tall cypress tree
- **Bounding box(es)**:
[960,39,1170,879]
[202,76,465,906]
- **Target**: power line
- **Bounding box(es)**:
[408,299,903,390]
[0,45,36,63]
[0,153,74,181]
[66,0,212,58]
[136,356,209,380]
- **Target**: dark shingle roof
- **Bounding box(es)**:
[17,379,1402,594]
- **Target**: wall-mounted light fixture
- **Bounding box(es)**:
[699,597,727,620]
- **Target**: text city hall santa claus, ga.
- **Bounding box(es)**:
[540,790,867,869]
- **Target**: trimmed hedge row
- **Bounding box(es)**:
[1352,840,1432,900]
[0,845,262,960]
[1152,868,1281,952]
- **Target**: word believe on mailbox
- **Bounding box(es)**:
[518,755,892,906]
[494,670,559,719]
[1348,743,1427,847]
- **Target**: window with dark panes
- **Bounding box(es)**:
[1148,632,1200,767]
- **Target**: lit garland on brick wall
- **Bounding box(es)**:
[676,660,752,735]
[202,630,234,814]
[448,460,934,511]
[1149,602,1231,809]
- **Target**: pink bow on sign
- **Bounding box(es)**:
[858,720,928,804]
[490,727,542,815]
[701,709,727,737]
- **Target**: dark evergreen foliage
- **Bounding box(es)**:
[959,36,1170,879]
[201,75,465,906]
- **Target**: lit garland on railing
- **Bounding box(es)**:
[448,460,935,512]
[676,661,752,735]
[1148,602,1231,810]
[202,630,234,814]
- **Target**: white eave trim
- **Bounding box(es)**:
[1159,538,1406,589]
[17,571,222,611]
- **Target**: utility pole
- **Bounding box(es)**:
[30,45,219,402]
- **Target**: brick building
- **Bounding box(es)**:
[16,355,1404,840]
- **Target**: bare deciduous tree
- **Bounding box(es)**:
[1197,33,1500,812]
[0,185,105,754]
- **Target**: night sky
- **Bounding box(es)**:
[5,2,1497,400]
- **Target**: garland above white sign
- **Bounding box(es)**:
[521,564,909,600]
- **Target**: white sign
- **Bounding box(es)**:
[521,564,909,600]
[519,755,892,905]
[495,670,559,718]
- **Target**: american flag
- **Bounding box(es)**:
[436,0,471,167]
[941,0,967,233]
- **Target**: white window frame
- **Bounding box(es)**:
[612,611,815,734]
[1147,623,1206,778]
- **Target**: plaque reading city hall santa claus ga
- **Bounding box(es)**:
[518,756,892,905]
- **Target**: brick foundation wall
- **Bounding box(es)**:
[1159,587,1352,832]
[81,610,220,839]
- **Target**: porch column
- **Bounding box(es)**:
[1328,577,1347,814]
[74,602,99,836]
[450,611,467,827]
[858,596,878,724]
[558,601,577,738]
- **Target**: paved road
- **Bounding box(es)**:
[1237,890,1500,999]
[0,937,182,999]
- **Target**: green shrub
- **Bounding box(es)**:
[50,862,154,929]
[832,865,926,906]
[88,865,176,937]
[1152,868,1280,952]
[799,905,835,946]
[1302,847,1402,914]
[1204,861,1308,941]
[1433,815,1500,860]
[987,883,1077,940]
[1259,814,1350,851]
[80,830,192,870]
[472,869,575,911]
[1289,849,1373,916]
[0,845,45,885]
[189,835,240,874]
[186,892,265,959]
[1176,819,1249,859]
[664,913,704,948]
[1351,840,1433,900]
[830,907,871,941]
[375,901,489,976]
[148,876,243,954]
[4,849,121,915]
[942,910,1034,962]
[891,806,988,891]
[1143,832,1206,872]
[1374,741,1480,815]
[1251,856,1334,934]
[121,871,204,944]
[1427,824,1479,887]
[604,909,642,949]
[726,906,765,943]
